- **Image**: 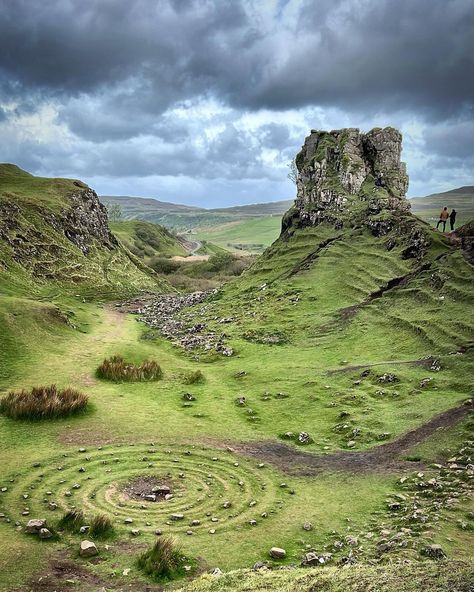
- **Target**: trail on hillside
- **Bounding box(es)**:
[231,401,472,475]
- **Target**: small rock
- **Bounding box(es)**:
[269,547,286,559]
[80,540,98,557]
[39,528,53,539]
[171,513,184,521]
[26,519,46,534]
[303,522,313,531]
[211,567,223,577]
[131,529,140,536]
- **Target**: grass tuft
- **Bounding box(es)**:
[57,510,85,533]
[0,385,88,420]
[182,370,205,385]
[96,355,163,382]
[137,536,189,581]
[89,513,114,538]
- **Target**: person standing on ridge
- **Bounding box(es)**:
[449,209,457,231]
[436,207,449,232]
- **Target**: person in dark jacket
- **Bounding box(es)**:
[449,209,457,231]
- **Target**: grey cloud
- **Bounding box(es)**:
[423,119,474,159]
[1,0,473,120]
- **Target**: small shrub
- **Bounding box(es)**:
[97,355,163,382]
[89,513,114,538]
[0,385,88,420]
[149,257,180,275]
[182,370,205,385]
[137,536,190,581]
[57,510,85,532]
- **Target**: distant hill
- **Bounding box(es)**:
[102,195,292,230]
[410,186,474,227]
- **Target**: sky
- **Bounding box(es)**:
[1,0,473,207]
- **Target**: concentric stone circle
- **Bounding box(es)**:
[0,443,285,536]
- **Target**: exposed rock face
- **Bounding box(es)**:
[287,127,410,231]
[60,189,118,254]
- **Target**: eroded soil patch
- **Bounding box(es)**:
[123,475,174,502]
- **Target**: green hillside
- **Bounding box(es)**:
[196,216,282,253]
[103,194,292,232]
[410,186,474,227]
[110,219,187,262]
[0,164,167,299]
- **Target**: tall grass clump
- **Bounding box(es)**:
[182,370,205,385]
[137,536,190,581]
[89,513,114,538]
[0,385,88,420]
[57,510,85,533]
[96,355,163,382]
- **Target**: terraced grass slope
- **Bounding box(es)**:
[0,164,167,298]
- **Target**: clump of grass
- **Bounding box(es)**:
[0,385,88,420]
[182,370,205,385]
[89,513,114,538]
[57,510,85,533]
[137,536,190,581]
[96,355,163,382]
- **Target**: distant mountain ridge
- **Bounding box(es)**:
[102,194,293,230]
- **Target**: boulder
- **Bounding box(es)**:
[80,540,98,557]
[25,519,46,534]
[269,547,286,559]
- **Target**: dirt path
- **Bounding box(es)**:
[231,400,472,475]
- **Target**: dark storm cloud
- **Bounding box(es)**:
[0,0,473,201]
[1,0,473,119]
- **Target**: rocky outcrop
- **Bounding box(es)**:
[282,127,430,259]
[60,189,118,254]
[288,127,410,229]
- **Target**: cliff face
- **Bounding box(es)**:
[282,127,429,258]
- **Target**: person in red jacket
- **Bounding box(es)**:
[436,207,449,232]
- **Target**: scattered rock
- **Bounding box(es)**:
[25,519,46,534]
[269,547,286,559]
[80,540,98,557]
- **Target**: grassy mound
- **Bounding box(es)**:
[0,385,88,420]
[96,355,163,382]
[137,536,191,581]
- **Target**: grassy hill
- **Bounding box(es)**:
[195,216,282,253]
[0,164,168,299]
[410,186,474,227]
[110,219,187,262]
[103,195,292,228]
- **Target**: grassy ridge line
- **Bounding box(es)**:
[410,186,474,228]
[178,562,474,592]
